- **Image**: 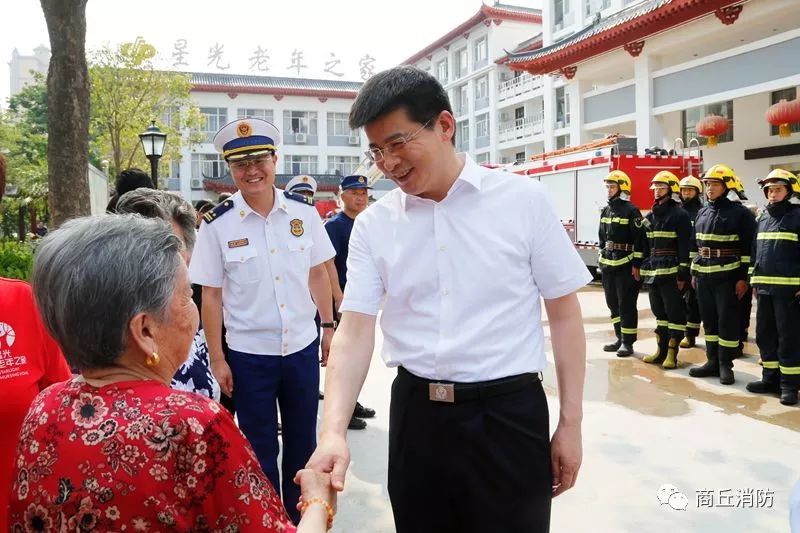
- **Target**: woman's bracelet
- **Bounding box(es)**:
[299,497,334,530]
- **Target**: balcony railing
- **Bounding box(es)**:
[497,74,543,102]
[498,113,545,144]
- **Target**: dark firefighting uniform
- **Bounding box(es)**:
[750,200,800,390]
[640,199,692,353]
[691,196,757,372]
[738,207,758,349]
[599,196,644,345]
[681,196,703,338]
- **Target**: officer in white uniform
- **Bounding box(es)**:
[189,118,336,523]
[285,174,318,196]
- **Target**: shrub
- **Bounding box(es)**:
[0,240,35,280]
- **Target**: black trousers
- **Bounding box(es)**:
[388,368,551,533]
[683,286,702,338]
[602,266,640,344]
[740,291,753,345]
[648,278,687,342]
[756,293,800,389]
[696,278,740,367]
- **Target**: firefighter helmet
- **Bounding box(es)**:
[650,170,680,195]
[679,175,703,193]
[757,168,799,199]
[603,170,631,194]
[702,164,736,189]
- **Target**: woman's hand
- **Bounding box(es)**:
[294,469,337,512]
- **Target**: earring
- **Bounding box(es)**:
[146,352,160,367]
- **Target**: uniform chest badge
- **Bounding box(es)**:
[290,218,304,237]
[227,238,249,248]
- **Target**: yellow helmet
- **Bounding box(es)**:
[604,170,631,194]
[650,170,680,194]
[679,175,703,193]
[758,168,800,198]
[702,164,736,189]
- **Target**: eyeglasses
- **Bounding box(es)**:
[364,120,431,163]
[229,156,272,172]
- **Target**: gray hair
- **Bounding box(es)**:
[31,215,183,371]
[116,187,197,251]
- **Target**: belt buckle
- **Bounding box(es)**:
[429,383,455,403]
[606,241,614,251]
[700,248,710,259]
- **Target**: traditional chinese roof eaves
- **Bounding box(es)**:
[495,32,543,64]
[191,72,362,99]
[506,0,742,74]
[203,174,345,194]
[402,3,542,66]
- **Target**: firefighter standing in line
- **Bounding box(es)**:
[679,176,704,348]
[689,164,756,385]
[747,169,800,406]
[640,171,692,369]
[599,170,645,357]
[731,174,758,357]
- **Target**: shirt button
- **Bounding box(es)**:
[271,249,276,254]
[275,276,280,281]
[280,304,285,309]
[284,329,289,334]
[439,245,446,252]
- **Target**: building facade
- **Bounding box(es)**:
[8,45,49,98]
[169,73,366,203]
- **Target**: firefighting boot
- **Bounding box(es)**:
[616,343,634,357]
[746,380,780,394]
[780,389,798,406]
[680,335,695,349]
[662,337,680,369]
[689,343,719,378]
[604,322,622,352]
[643,333,667,364]
[718,349,735,385]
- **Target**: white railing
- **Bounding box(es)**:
[498,113,545,144]
[497,74,544,102]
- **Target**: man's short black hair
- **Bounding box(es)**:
[115,168,153,196]
[194,199,214,214]
[349,66,453,144]
[217,192,232,203]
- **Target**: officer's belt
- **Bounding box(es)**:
[698,247,739,258]
[605,242,635,252]
[398,366,541,404]
[652,248,677,256]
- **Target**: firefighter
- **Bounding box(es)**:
[640,171,692,369]
[689,164,757,385]
[747,169,800,406]
[730,174,758,357]
[679,176,703,348]
[599,170,644,357]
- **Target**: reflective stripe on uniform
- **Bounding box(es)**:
[750,276,800,285]
[718,338,740,348]
[656,320,669,327]
[689,251,697,259]
[640,266,679,276]
[620,327,637,335]
[696,233,740,242]
[740,255,750,263]
[600,217,630,224]
[687,322,701,329]
[611,316,621,324]
[668,323,687,331]
[646,231,678,239]
[781,365,800,375]
[691,261,741,274]
[705,335,719,342]
[633,251,644,259]
[757,232,799,242]
[599,254,634,266]
[762,361,780,369]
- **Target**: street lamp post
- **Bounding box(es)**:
[138,120,167,189]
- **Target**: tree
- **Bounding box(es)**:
[89,38,201,181]
[40,0,91,227]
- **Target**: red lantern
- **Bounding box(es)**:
[766,98,800,138]
[695,114,729,148]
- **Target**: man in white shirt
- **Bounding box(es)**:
[307,66,590,532]
[189,118,336,523]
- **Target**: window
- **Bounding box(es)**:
[473,37,488,68]
[328,155,361,176]
[191,153,227,181]
[456,121,470,151]
[475,152,490,164]
[161,106,181,130]
[682,101,734,146]
[284,111,318,135]
[515,107,525,120]
[476,113,489,139]
[554,0,571,28]
[455,48,468,78]
[515,151,526,163]
[237,108,274,122]
[285,155,318,175]
[771,88,800,136]
[437,59,448,83]
[585,0,611,16]
[555,87,570,127]
[556,135,570,150]
[456,84,469,115]
[199,107,227,142]
[475,76,489,100]
[327,112,355,137]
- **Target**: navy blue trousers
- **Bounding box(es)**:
[228,339,320,524]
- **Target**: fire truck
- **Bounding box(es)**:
[501,136,703,275]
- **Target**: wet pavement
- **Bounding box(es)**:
[319,286,799,532]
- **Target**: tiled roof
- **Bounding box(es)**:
[191,72,362,98]
[496,32,543,64]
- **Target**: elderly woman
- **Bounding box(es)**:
[8,215,335,532]
[116,188,220,401]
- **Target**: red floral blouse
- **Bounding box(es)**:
[8,378,296,532]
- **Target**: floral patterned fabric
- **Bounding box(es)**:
[8,377,296,533]
[171,328,221,402]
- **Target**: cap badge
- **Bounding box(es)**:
[358,176,366,184]
[237,122,252,137]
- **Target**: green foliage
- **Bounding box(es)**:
[0,240,35,280]
[89,37,202,179]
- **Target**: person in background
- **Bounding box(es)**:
[194,199,215,229]
[105,168,153,213]
[678,176,704,348]
[0,277,72,532]
[8,215,336,532]
[217,192,232,204]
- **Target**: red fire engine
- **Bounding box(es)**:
[501,136,703,273]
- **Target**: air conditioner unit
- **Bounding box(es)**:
[295,133,307,144]
[348,135,360,145]
[190,178,203,189]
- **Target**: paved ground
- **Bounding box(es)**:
[316,285,800,532]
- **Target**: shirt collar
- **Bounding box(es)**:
[236,187,288,222]
[401,153,484,211]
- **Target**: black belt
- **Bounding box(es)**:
[698,247,739,258]
[652,248,677,256]
[397,366,541,404]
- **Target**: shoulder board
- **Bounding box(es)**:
[203,199,234,224]
[284,190,315,207]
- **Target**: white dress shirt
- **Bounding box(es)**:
[189,189,335,356]
[340,154,591,382]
